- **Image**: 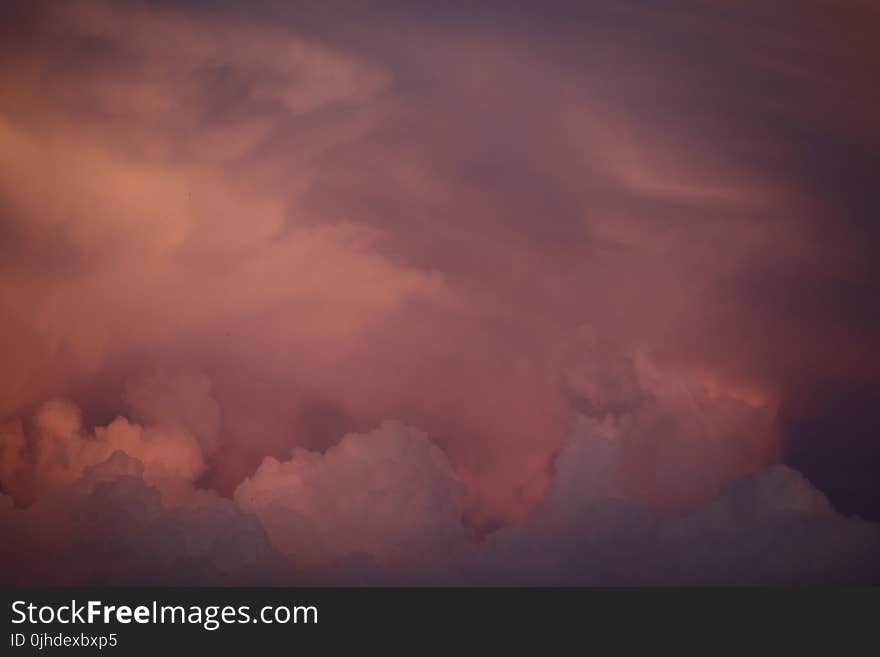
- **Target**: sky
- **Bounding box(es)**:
[0,0,878,585]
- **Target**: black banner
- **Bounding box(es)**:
[1,587,875,653]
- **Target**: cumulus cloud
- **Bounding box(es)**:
[0,452,288,585]
[4,401,875,586]
[0,398,205,506]
[234,421,468,569]
[468,416,880,586]
[554,328,775,506]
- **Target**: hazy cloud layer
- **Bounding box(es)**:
[1,0,878,584]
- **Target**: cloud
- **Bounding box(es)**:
[554,328,775,507]
[5,404,875,586]
[469,416,880,586]
[0,398,205,506]
[234,420,468,569]
[0,451,289,585]
[0,0,878,584]
[0,0,807,525]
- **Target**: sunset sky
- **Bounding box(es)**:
[1,0,878,585]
